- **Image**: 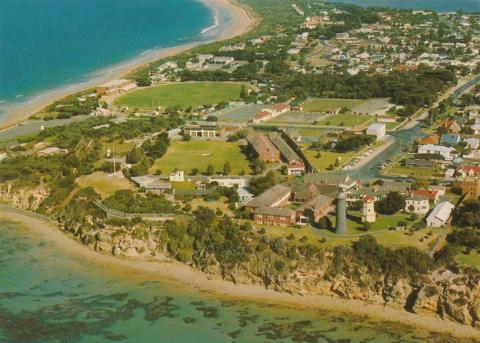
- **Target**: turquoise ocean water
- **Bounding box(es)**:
[0,0,212,111]
[0,221,477,343]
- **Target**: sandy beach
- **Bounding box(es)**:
[0,0,257,131]
[1,206,479,339]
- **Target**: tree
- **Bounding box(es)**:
[376,191,406,215]
[223,162,231,175]
[206,164,215,176]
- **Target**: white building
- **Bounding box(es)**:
[208,177,247,188]
[426,201,455,227]
[417,144,456,160]
[237,187,254,204]
[366,123,386,140]
[169,170,185,182]
[405,195,430,214]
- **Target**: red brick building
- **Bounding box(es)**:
[253,207,296,226]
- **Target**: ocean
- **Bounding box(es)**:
[0,0,213,111]
[331,0,480,12]
[0,221,473,343]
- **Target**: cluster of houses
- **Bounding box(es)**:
[288,4,480,77]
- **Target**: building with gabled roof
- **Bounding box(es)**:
[247,135,281,163]
[426,201,455,227]
[244,184,291,211]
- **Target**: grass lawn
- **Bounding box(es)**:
[172,181,196,191]
[316,114,373,127]
[150,140,250,175]
[384,164,441,178]
[188,197,233,215]
[303,148,356,171]
[303,98,367,113]
[76,172,135,199]
[99,140,136,157]
[114,82,244,110]
[329,211,416,234]
[260,223,440,251]
[455,250,480,270]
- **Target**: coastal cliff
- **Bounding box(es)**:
[2,185,479,330]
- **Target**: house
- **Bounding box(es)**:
[169,171,184,182]
[253,207,296,227]
[409,189,440,203]
[297,194,334,223]
[208,177,247,188]
[251,103,290,123]
[96,79,137,96]
[465,137,480,150]
[417,144,456,160]
[366,123,386,140]
[305,173,359,191]
[287,160,305,175]
[439,119,461,134]
[426,201,455,227]
[405,195,430,214]
[458,165,480,178]
[470,123,480,134]
[440,134,460,146]
[420,134,440,145]
[183,123,225,138]
[237,187,254,204]
[131,176,172,194]
[247,135,281,163]
[428,185,446,196]
[244,184,291,211]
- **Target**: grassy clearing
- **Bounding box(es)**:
[303,148,356,171]
[76,172,135,199]
[150,140,250,175]
[261,223,440,251]
[455,250,480,270]
[384,164,441,178]
[317,114,373,127]
[188,197,233,215]
[114,82,244,109]
[172,181,196,191]
[303,98,367,113]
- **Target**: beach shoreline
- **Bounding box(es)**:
[0,0,256,131]
[1,206,479,339]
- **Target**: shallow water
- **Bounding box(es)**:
[0,222,477,342]
[0,0,212,107]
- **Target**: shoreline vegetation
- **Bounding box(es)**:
[0,0,257,131]
[1,206,479,340]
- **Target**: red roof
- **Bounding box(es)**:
[410,189,438,201]
[273,103,290,112]
[254,111,271,120]
[420,134,439,145]
[363,195,375,202]
[461,165,480,174]
[288,160,305,168]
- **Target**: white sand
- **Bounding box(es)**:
[0,0,257,130]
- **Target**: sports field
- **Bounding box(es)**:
[115,82,244,109]
[302,98,367,113]
[150,141,250,175]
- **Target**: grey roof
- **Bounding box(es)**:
[269,134,301,162]
[305,173,354,186]
[131,176,171,190]
[245,184,291,208]
[253,206,295,217]
[298,194,333,212]
[247,135,280,156]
